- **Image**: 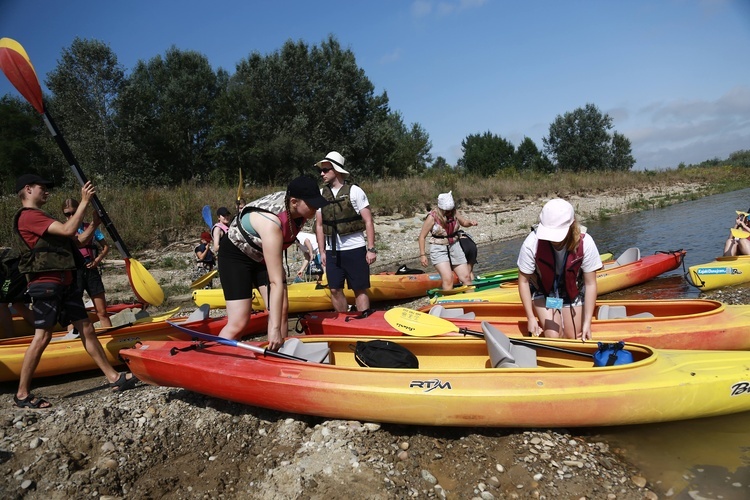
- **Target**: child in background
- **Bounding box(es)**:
[193,231,215,286]
[294,231,322,282]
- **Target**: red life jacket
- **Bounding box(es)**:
[429,210,460,244]
[534,233,586,301]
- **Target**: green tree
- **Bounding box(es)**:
[0,96,58,191]
[216,36,417,183]
[431,156,450,170]
[515,136,553,173]
[610,132,635,171]
[117,47,220,184]
[458,131,515,176]
[45,38,127,184]
[543,103,633,172]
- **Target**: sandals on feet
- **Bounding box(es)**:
[110,372,139,392]
[13,393,52,409]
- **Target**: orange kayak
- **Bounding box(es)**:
[121,334,750,427]
[0,311,268,382]
[432,249,686,304]
[300,298,750,350]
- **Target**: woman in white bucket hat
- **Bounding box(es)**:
[417,191,477,290]
[516,198,602,340]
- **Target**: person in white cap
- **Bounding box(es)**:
[516,198,602,340]
[417,191,477,290]
[314,151,377,312]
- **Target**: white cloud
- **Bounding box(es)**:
[627,85,750,169]
[411,0,432,18]
[412,0,487,18]
[379,48,402,65]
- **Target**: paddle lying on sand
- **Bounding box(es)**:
[0,38,164,307]
[383,307,593,359]
[202,205,213,229]
[167,321,307,362]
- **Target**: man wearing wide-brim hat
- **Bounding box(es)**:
[314,151,377,312]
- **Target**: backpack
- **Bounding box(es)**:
[0,247,27,303]
[354,340,419,369]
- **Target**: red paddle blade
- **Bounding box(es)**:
[0,38,44,114]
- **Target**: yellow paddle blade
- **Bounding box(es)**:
[134,307,181,324]
[736,211,748,217]
[383,307,458,336]
[126,258,165,306]
[190,269,218,290]
[731,228,750,239]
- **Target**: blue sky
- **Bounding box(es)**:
[1,0,749,170]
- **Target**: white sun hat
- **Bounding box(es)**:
[316,151,349,176]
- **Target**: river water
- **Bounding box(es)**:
[472,188,750,498]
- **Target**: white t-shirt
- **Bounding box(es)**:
[517,231,602,277]
[296,231,319,256]
[316,184,369,251]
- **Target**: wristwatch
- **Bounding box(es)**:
[367,247,377,254]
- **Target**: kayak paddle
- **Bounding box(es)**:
[383,307,593,358]
[201,205,213,229]
[167,321,307,362]
[731,228,750,239]
[0,37,164,306]
[237,168,243,205]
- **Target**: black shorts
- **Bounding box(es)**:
[78,266,106,297]
[325,246,371,291]
[218,235,269,301]
[27,281,88,330]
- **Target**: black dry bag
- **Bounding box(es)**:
[354,340,419,369]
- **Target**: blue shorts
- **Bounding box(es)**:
[325,247,370,291]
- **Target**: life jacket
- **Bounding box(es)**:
[77,222,100,262]
[226,206,302,263]
[12,208,82,274]
[429,210,460,244]
[212,222,229,236]
[320,183,365,238]
[534,233,586,301]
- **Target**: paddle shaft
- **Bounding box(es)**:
[458,328,593,358]
[168,321,306,362]
[41,110,130,258]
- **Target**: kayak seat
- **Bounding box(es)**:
[597,305,654,320]
[481,322,537,368]
[428,305,465,318]
[604,247,641,270]
[187,304,211,322]
[279,338,331,364]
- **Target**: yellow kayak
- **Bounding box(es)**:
[685,254,750,291]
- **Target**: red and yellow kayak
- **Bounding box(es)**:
[192,270,456,313]
[0,310,268,382]
[432,250,686,304]
[121,334,750,427]
[300,298,750,351]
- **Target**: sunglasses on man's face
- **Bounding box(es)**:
[63,211,74,217]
